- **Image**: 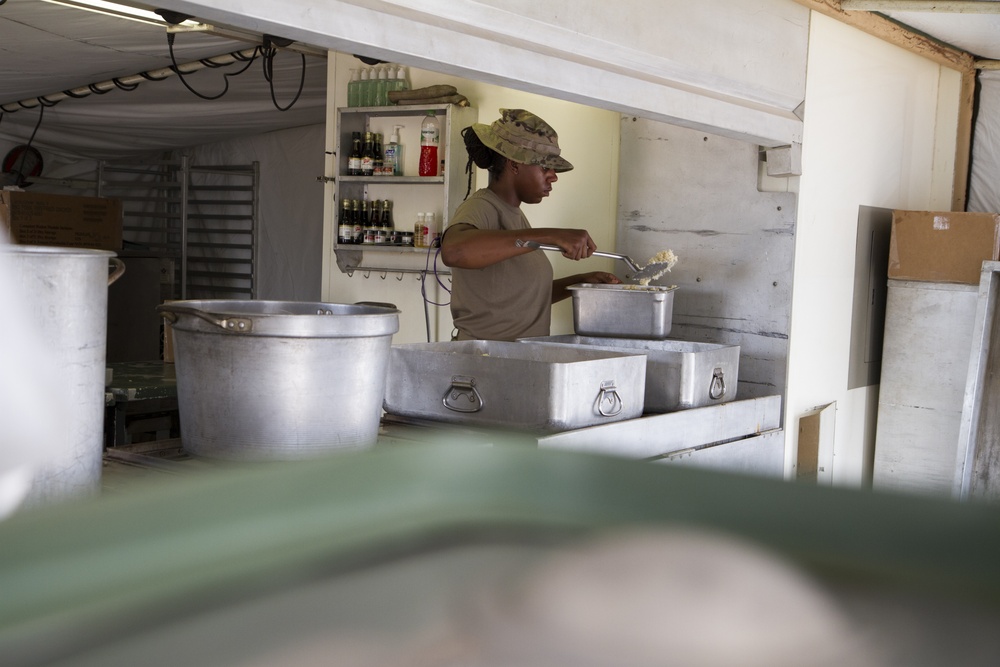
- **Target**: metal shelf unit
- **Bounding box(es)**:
[97,157,260,300]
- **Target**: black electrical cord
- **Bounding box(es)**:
[166,32,259,100]
[12,104,45,184]
[261,44,306,112]
[112,77,139,91]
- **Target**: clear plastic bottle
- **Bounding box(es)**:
[376,65,389,106]
[347,69,360,107]
[393,66,410,96]
[419,112,439,177]
[384,125,403,176]
[359,67,371,107]
[414,212,426,248]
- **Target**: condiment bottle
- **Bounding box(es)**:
[348,132,362,176]
[373,132,384,176]
[414,212,426,247]
[381,199,394,232]
[338,198,353,244]
[360,131,375,176]
[419,111,439,177]
[351,199,363,243]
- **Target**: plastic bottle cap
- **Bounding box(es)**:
[390,125,401,143]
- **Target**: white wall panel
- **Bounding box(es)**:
[787,14,961,487]
[157,0,807,146]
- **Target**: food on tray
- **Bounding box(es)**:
[637,249,678,286]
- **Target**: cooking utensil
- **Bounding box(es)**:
[0,245,125,508]
[567,283,677,339]
[519,335,739,412]
[157,300,399,461]
[383,340,646,432]
[515,239,676,282]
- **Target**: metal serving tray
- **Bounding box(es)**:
[382,340,646,432]
[519,335,739,412]
[568,283,677,339]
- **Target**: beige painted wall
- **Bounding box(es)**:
[322,53,620,343]
[786,12,961,487]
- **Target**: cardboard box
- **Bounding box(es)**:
[888,209,1000,285]
[1,190,123,251]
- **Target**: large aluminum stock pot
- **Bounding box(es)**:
[158,300,399,461]
[0,244,124,509]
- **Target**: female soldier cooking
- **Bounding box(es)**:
[440,109,620,341]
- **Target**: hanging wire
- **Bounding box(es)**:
[420,244,451,308]
[10,104,46,185]
[261,42,306,111]
[166,31,259,101]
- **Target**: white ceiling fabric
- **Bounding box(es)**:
[0,50,327,163]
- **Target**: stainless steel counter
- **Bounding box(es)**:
[102,395,785,485]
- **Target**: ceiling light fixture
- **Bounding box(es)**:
[41,0,200,27]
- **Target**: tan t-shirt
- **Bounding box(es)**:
[447,189,553,341]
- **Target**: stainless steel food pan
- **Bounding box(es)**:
[382,340,646,432]
[519,335,739,412]
[568,283,677,339]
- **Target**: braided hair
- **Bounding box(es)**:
[461,126,508,200]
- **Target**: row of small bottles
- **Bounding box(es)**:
[348,131,401,177]
[336,198,441,248]
[347,65,410,107]
[338,198,400,246]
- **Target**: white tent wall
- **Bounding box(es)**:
[186,123,325,301]
[0,123,327,301]
[969,71,1000,214]
[787,13,961,486]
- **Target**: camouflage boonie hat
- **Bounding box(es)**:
[470,109,573,173]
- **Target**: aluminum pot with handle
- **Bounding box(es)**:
[157,300,399,462]
[0,244,124,511]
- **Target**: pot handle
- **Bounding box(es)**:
[443,375,484,413]
[108,258,126,286]
[595,380,624,417]
[709,368,726,400]
[156,302,254,333]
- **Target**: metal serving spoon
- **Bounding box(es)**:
[515,239,676,282]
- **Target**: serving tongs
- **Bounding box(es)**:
[515,239,675,282]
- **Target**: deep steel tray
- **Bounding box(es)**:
[519,335,739,412]
[568,283,677,339]
[383,340,646,432]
